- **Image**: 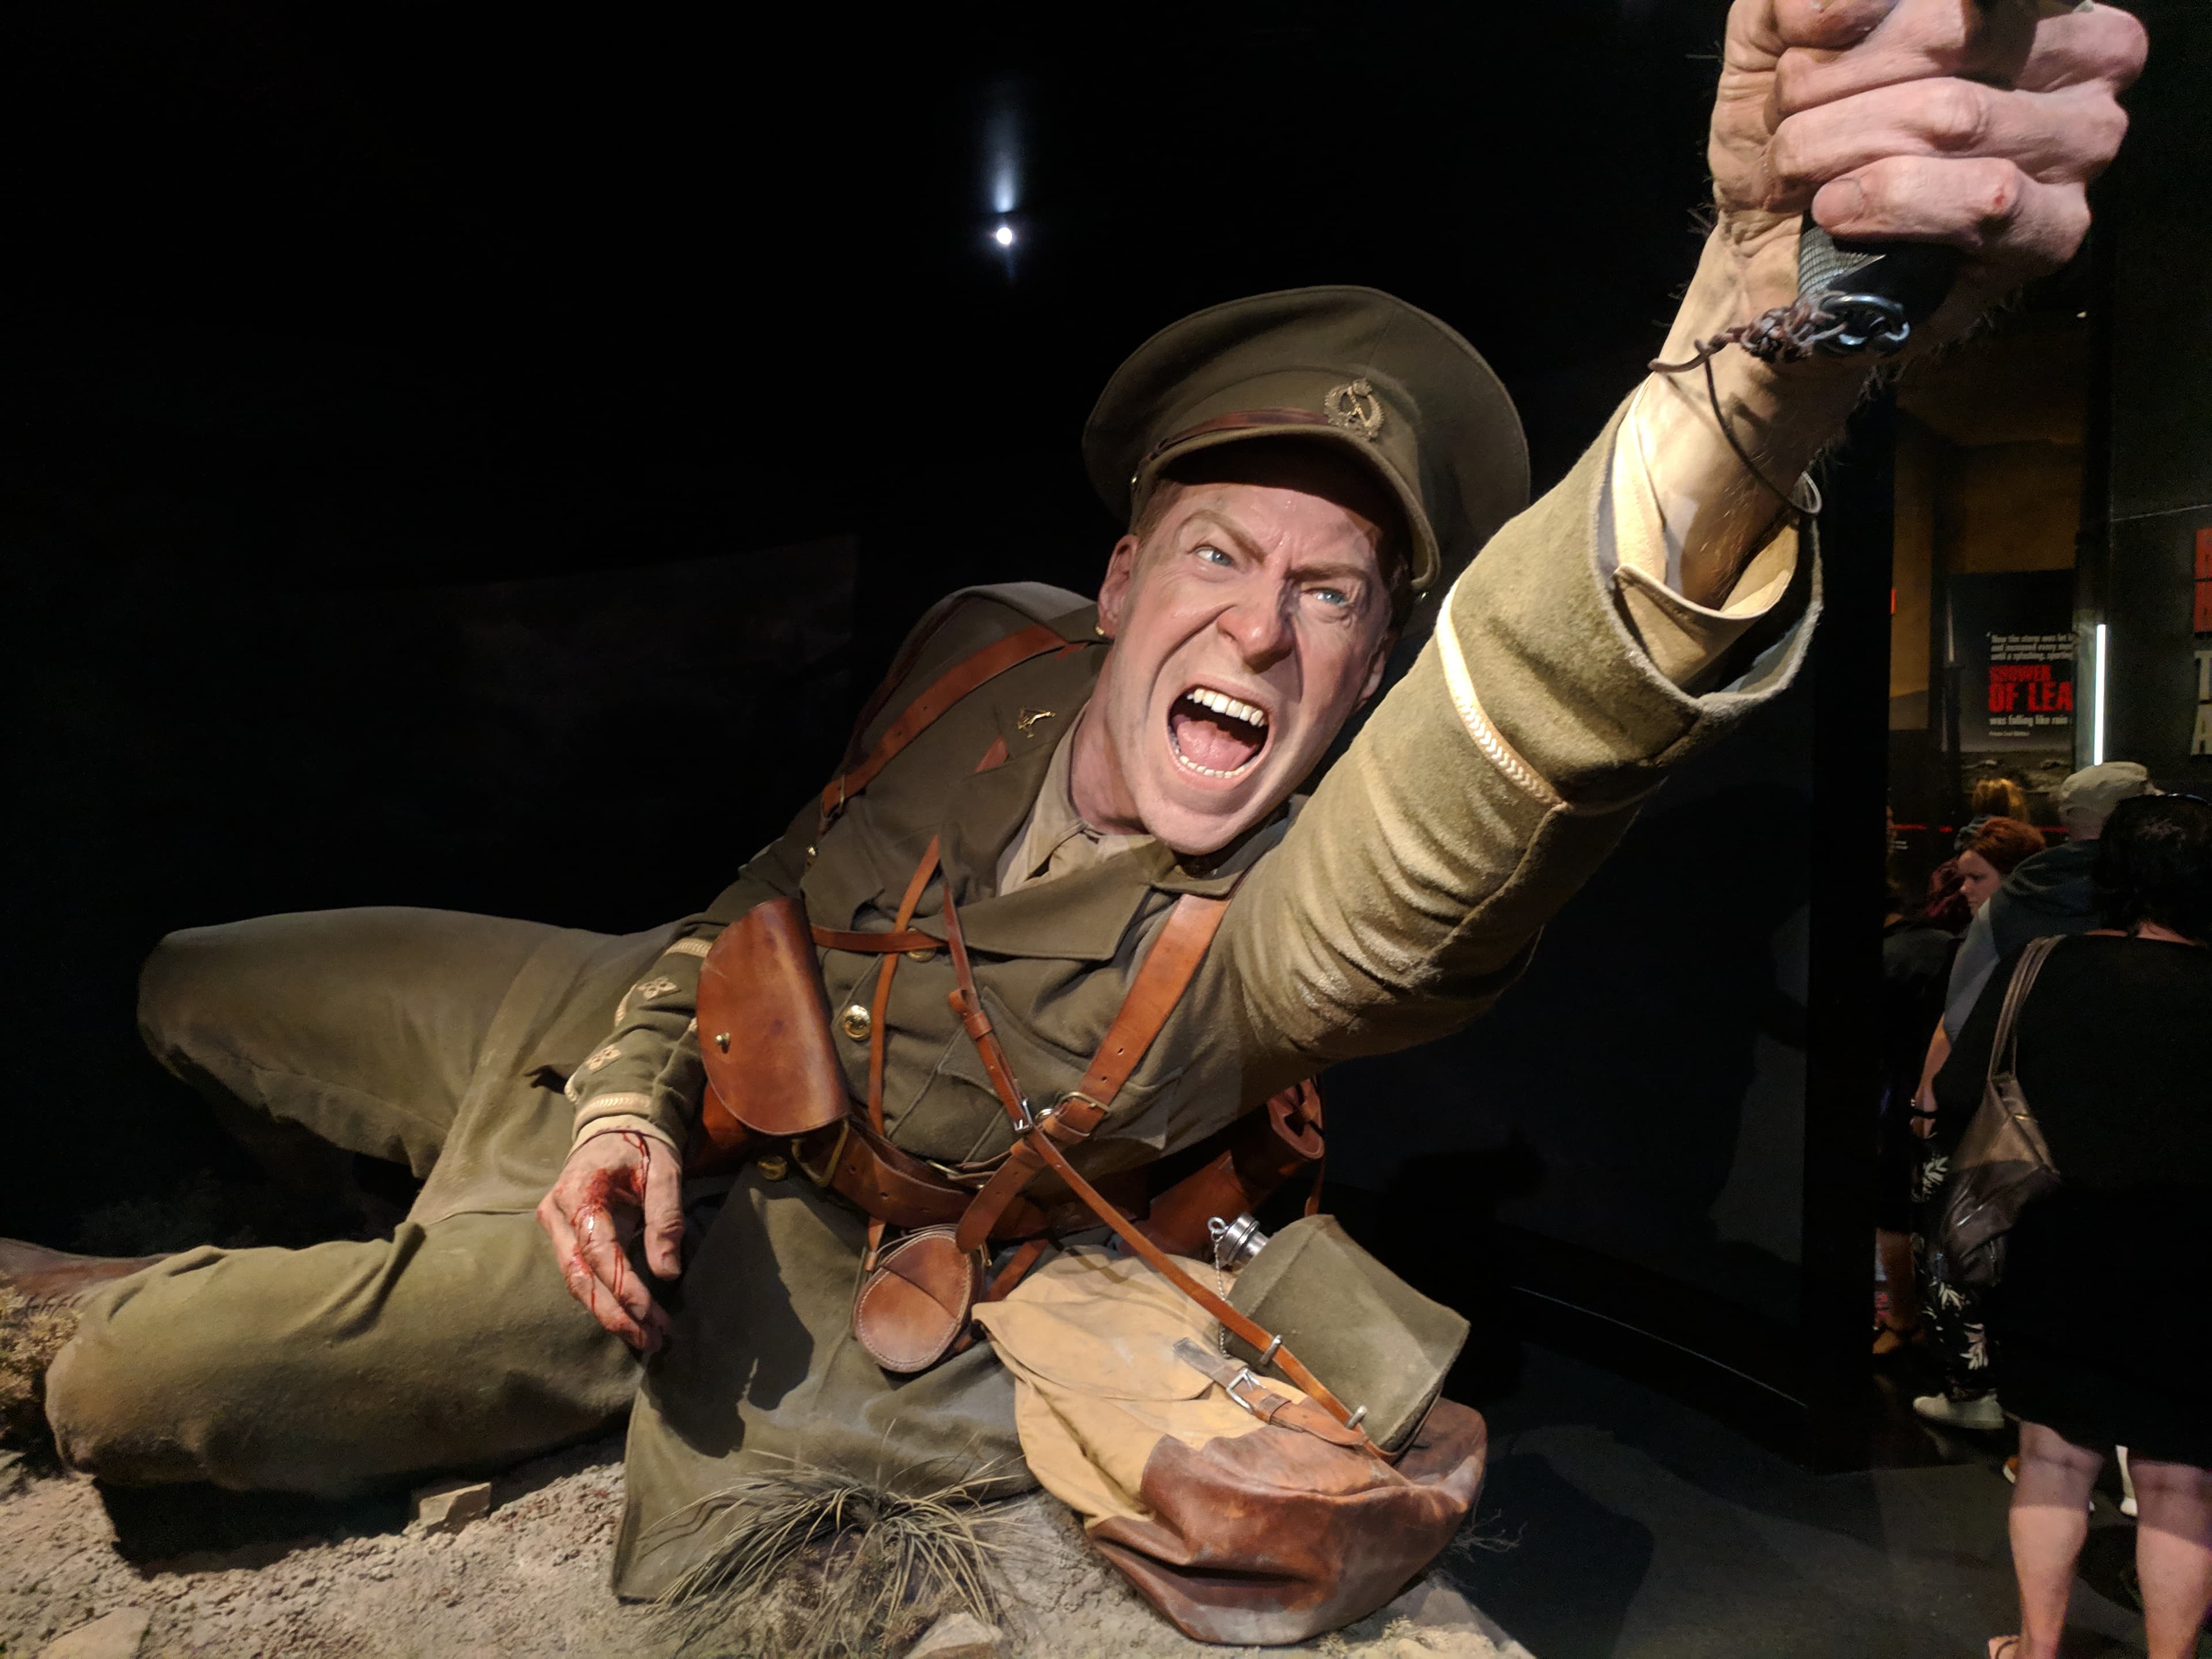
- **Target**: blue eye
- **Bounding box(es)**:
[1195,544,1232,567]
[1312,588,1350,608]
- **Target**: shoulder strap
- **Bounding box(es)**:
[1988,933,2062,1085]
[941,887,1380,1452]
[1079,894,1233,1104]
[820,622,1078,832]
[950,892,1230,1252]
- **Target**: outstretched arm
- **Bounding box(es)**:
[1219,0,2141,1080]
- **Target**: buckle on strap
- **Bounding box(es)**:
[1047,1090,1105,1136]
[791,1118,851,1188]
[1222,1367,1273,1419]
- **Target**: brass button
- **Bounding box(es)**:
[756,1154,790,1181]
[904,946,936,963]
[805,844,819,868]
[839,1003,873,1041]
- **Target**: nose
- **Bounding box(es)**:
[1216,581,1296,672]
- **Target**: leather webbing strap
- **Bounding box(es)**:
[935,886,1378,1455]
[820,624,1074,831]
[1011,1092,1380,1453]
[938,888,1042,1145]
[811,926,938,955]
[845,735,1012,1269]
[1077,893,1233,1104]
[951,892,1229,1252]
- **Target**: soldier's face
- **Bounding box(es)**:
[1081,476,1395,855]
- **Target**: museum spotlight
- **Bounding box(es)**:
[994,223,1016,248]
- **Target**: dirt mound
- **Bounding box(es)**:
[0,1435,1530,1658]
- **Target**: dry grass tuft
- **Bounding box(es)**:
[0,1286,78,1467]
[646,1457,1012,1658]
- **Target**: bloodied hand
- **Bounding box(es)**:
[537,1129,683,1351]
[1706,0,2145,336]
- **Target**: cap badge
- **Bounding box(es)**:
[1323,378,1385,441]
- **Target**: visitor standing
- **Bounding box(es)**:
[1959,796,2212,1659]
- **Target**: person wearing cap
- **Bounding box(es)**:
[37,0,2142,1604]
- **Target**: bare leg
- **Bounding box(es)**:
[1876,1228,1921,1339]
[2130,1456,2212,1659]
[2003,1420,2104,1659]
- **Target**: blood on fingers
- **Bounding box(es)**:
[569,1130,660,1331]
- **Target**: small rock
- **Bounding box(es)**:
[37,1606,151,1659]
[905,1610,1001,1658]
[410,1478,493,1532]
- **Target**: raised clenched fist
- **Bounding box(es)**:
[1706,0,2145,338]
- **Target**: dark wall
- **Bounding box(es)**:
[2088,0,2212,785]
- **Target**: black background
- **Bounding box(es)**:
[1,1,1840,1427]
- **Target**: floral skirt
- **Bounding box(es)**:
[1911,1142,1997,1398]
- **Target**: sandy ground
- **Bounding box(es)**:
[0,1435,1531,1659]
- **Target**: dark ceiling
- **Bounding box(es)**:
[2,2,1731,648]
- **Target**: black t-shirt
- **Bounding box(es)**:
[1933,933,2212,1187]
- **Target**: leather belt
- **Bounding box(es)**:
[787,1107,1113,1241]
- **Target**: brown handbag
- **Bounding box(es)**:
[1930,933,2064,1291]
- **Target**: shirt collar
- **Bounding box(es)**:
[994,705,1152,896]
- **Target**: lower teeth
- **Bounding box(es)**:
[1172,735,1253,779]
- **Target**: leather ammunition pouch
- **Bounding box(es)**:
[689,896,847,1171]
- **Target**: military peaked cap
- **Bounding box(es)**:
[1083,286,1529,602]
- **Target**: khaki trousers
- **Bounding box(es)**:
[46,907,668,1496]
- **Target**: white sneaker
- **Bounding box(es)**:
[1914,1391,2005,1431]
[2119,1446,2138,1518]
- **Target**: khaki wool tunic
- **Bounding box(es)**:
[587,403,1816,1593]
[47,399,1813,1599]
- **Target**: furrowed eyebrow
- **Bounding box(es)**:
[1177,509,1376,590]
[1294,559,1373,586]
[1176,509,1266,563]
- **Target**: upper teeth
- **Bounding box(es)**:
[1186,687,1267,728]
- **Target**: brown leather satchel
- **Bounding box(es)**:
[974,1247,1488,1647]
[690,896,849,1173]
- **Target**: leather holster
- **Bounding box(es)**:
[688,897,849,1173]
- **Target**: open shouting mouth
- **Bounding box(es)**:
[1167,684,1271,780]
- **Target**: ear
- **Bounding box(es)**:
[1355,627,1397,709]
[1096,535,1141,639]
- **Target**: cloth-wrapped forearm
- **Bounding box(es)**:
[1216,392,1818,1080]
